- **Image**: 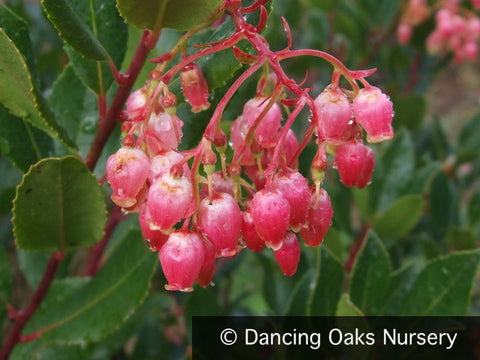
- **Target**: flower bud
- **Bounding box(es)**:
[159,231,205,292]
[180,62,211,113]
[353,87,394,143]
[334,142,375,188]
[106,147,150,208]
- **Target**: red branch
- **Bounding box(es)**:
[85,30,160,171]
[84,205,124,276]
[0,252,64,360]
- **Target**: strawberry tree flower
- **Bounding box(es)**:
[105,0,395,291]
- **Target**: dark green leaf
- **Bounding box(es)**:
[284,269,315,316]
[116,0,223,31]
[0,3,37,77]
[446,226,477,251]
[349,231,391,315]
[0,104,53,173]
[0,30,75,150]
[372,195,424,238]
[376,129,415,212]
[458,113,480,163]
[381,263,422,316]
[428,171,458,234]
[63,0,128,94]
[468,187,480,228]
[307,246,344,316]
[12,156,106,252]
[401,250,480,316]
[49,65,97,157]
[41,0,108,60]
[391,94,427,131]
[25,228,157,344]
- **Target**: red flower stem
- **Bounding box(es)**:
[203,59,266,140]
[84,205,124,276]
[85,30,160,171]
[264,96,307,185]
[0,252,64,360]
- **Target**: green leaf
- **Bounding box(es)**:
[349,231,391,315]
[336,293,365,316]
[307,246,344,316]
[25,228,157,344]
[12,156,106,252]
[0,3,37,76]
[401,250,480,316]
[284,269,315,316]
[372,195,424,238]
[381,263,422,316]
[117,0,223,31]
[49,65,98,157]
[428,171,458,234]
[41,0,109,61]
[0,104,53,173]
[0,29,76,150]
[62,0,128,94]
[376,129,415,212]
[391,94,427,131]
[458,113,480,163]
[446,226,477,251]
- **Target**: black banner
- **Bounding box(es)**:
[192,316,480,359]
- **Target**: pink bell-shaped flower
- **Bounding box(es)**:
[242,96,282,148]
[106,147,150,208]
[147,173,194,231]
[314,86,353,144]
[353,86,394,143]
[250,189,291,250]
[197,193,242,257]
[272,170,310,230]
[334,141,375,189]
[274,231,301,276]
[195,237,217,287]
[300,188,333,247]
[159,231,205,292]
[241,208,265,252]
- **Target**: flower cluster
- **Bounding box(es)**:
[398,0,480,63]
[106,0,394,292]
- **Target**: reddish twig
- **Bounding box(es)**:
[84,205,125,276]
[85,30,161,171]
[0,252,64,360]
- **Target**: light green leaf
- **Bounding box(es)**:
[336,293,365,316]
[401,250,480,316]
[24,228,157,344]
[41,0,108,60]
[307,246,344,316]
[0,30,76,150]
[117,0,223,31]
[12,156,106,252]
[372,195,424,238]
[349,231,391,315]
